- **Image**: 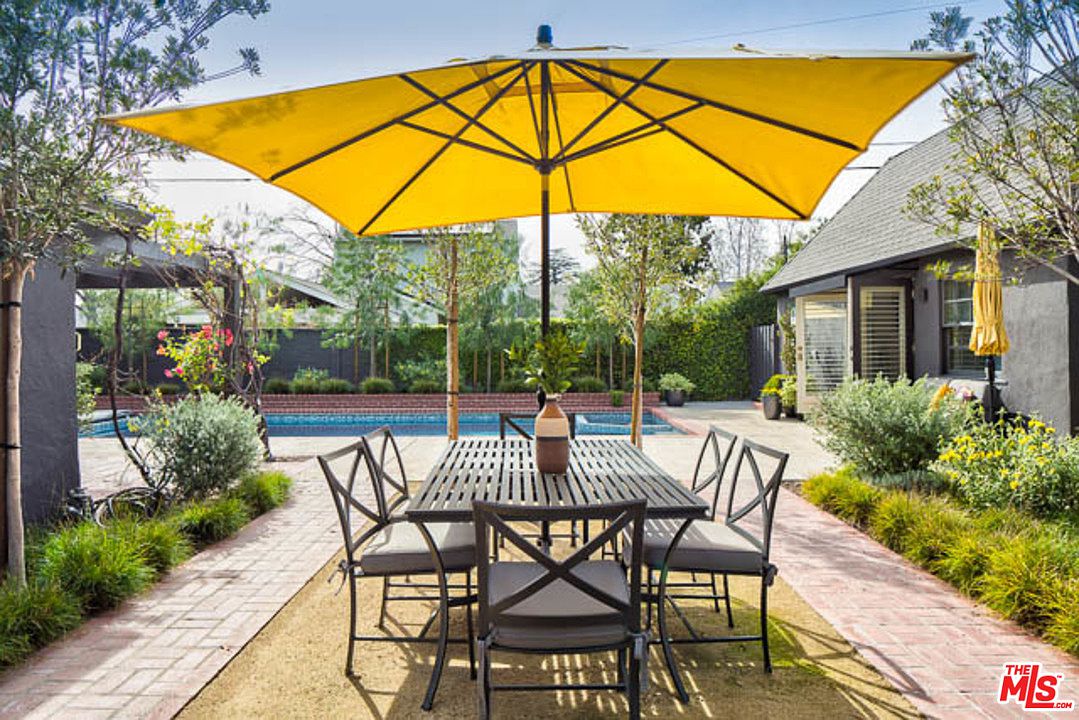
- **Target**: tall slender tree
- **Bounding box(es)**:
[0,0,268,584]
[408,225,515,439]
[577,214,698,446]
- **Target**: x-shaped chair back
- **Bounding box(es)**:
[472,499,645,637]
[318,426,409,566]
[691,425,738,520]
[723,440,789,563]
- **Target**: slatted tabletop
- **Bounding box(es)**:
[406,438,708,523]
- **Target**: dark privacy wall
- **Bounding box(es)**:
[21,262,79,522]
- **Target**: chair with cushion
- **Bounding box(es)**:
[639,438,788,702]
[641,426,739,626]
[472,499,648,720]
[319,426,476,697]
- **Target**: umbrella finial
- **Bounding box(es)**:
[536,24,553,48]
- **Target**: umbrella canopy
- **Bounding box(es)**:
[105,26,971,328]
[969,220,1010,356]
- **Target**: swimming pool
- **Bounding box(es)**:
[85,410,682,438]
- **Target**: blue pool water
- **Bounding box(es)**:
[85,411,681,438]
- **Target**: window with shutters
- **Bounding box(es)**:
[941,279,983,374]
[798,295,848,395]
[859,286,906,381]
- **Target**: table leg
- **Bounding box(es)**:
[657,518,694,704]
[414,521,450,712]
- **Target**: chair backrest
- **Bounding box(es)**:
[472,499,645,637]
[318,426,409,565]
[498,412,577,440]
[723,439,789,562]
[691,425,738,520]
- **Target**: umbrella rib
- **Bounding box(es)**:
[522,67,542,157]
[564,58,861,152]
[356,62,532,236]
[398,73,537,164]
[559,61,807,219]
[268,61,524,182]
[557,102,704,166]
[547,74,577,212]
[397,120,535,166]
[554,59,668,162]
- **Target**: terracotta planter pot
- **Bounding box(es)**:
[534,396,570,474]
[762,395,782,420]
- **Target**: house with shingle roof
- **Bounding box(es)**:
[762,125,1079,434]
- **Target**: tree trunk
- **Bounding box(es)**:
[446,240,460,440]
[608,340,614,389]
[4,263,29,585]
[630,249,648,449]
[621,344,627,388]
[499,350,505,382]
[369,333,376,379]
[352,339,360,385]
[485,348,492,393]
[595,344,600,380]
[383,304,391,379]
[473,349,479,389]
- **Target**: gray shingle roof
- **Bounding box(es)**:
[761,125,959,292]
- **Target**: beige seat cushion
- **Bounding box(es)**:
[626,519,764,574]
[486,560,630,650]
[359,521,475,575]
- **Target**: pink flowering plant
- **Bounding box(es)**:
[156,325,236,393]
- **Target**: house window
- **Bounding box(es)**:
[942,280,994,374]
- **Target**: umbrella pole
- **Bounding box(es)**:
[541,176,550,335]
[985,355,997,422]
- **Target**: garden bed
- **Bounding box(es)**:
[0,471,294,669]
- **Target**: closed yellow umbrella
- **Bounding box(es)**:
[104,26,971,331]
[969,220,1009,419]
[969,220,1010,356]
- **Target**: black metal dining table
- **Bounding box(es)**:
[405,437,708,709]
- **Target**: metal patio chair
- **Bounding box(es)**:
[319,426,476,693]
[638,439,788,702]
[643,426,739,626]
[473,499,649,720]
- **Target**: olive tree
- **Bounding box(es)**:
[0,0,268,583]
[577,214,698,446]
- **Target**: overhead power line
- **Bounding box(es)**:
[655,1,984,46]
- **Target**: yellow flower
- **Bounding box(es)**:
[1009,480,1019,491]
[1029,419,1045,430]
[999,467,1010,477]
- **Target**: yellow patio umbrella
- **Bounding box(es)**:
[969,220,1009,419]
[104,26,971,331]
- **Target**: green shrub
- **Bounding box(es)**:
[1044,581,1079,655]
[0,579,82,667]
[935,532,996,594]
[903,499,971,567]
[317,378,354,394]
[395,358,445,387]
[37,523,154,613]
[409,378,443,394]
[113,518,192,576]
[263,377,291,394]
[121,379,150,394]
[142,394,262,500]
[813,376,966,477]
[658,372,695,394]
[980,532,1075,630]
[871,469,949,494]
[236,471,293,515]
[293,367,329,382]
[178,498,250,547]
[361,377,395,394]
[155,382,182,396]
[760,373,790,398]
[869,493,919,553]
[75,362,98,429]
[802,468,864,515]
[934,417,1079,520]
[609,389,625,407]
[290,378,322,394]
[496,378,530,393]
[779,376,798,408]
[571,375,607,393]
[833,482,883,528]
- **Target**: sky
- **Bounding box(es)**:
[144,0,1008,272]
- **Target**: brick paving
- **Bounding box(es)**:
[3,422,1077,718]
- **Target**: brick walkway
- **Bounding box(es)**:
[772,488,1079,719]
[2,430,1077,718]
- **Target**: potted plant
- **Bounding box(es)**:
[658,373,695,407]
[507,331,584,473]
[760,374,785,420]
[780,375,798,418]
